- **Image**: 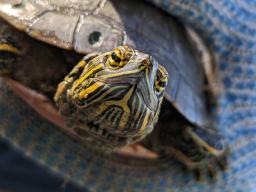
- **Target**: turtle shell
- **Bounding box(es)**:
[0,0,209,127]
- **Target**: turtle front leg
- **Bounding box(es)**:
[0,37,22,76]
[165,126,228,179]
[143,105,229,180]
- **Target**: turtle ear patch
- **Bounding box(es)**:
[154,65,168,93]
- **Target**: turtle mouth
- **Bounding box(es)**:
[76,121,131,149]
[5,78,158,159]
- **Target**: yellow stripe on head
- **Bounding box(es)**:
[78,81,104,99]
[155,64,168,93]
[71,63,104,93]
[0,43,21,55]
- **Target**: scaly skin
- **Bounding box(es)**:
[0,40,227,179]
[54,46,168,150]
[0,0,228,181]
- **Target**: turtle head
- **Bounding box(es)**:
[56,46,168,149]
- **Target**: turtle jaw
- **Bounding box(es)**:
[69,83,156,148]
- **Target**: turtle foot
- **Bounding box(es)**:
[159,125,229,180]
[191,149,229,180]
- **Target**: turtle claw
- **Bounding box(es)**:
[188,148,229,180]
[192,164,217,181]
[207,164,217,179]
[157,125,229,180]
[216,154,229,171]
[193,168,202,181]
[195,160,220,180]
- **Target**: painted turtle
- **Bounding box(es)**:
[0,0,228,178]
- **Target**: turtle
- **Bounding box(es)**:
[0,0,228,178]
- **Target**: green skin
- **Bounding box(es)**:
[0,18,228,179]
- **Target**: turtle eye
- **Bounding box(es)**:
[107,47,127,69]
[155,76,168,92]
[155,65,168,93]
[111,52,121,63]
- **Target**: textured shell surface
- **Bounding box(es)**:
[0,0,209,126]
